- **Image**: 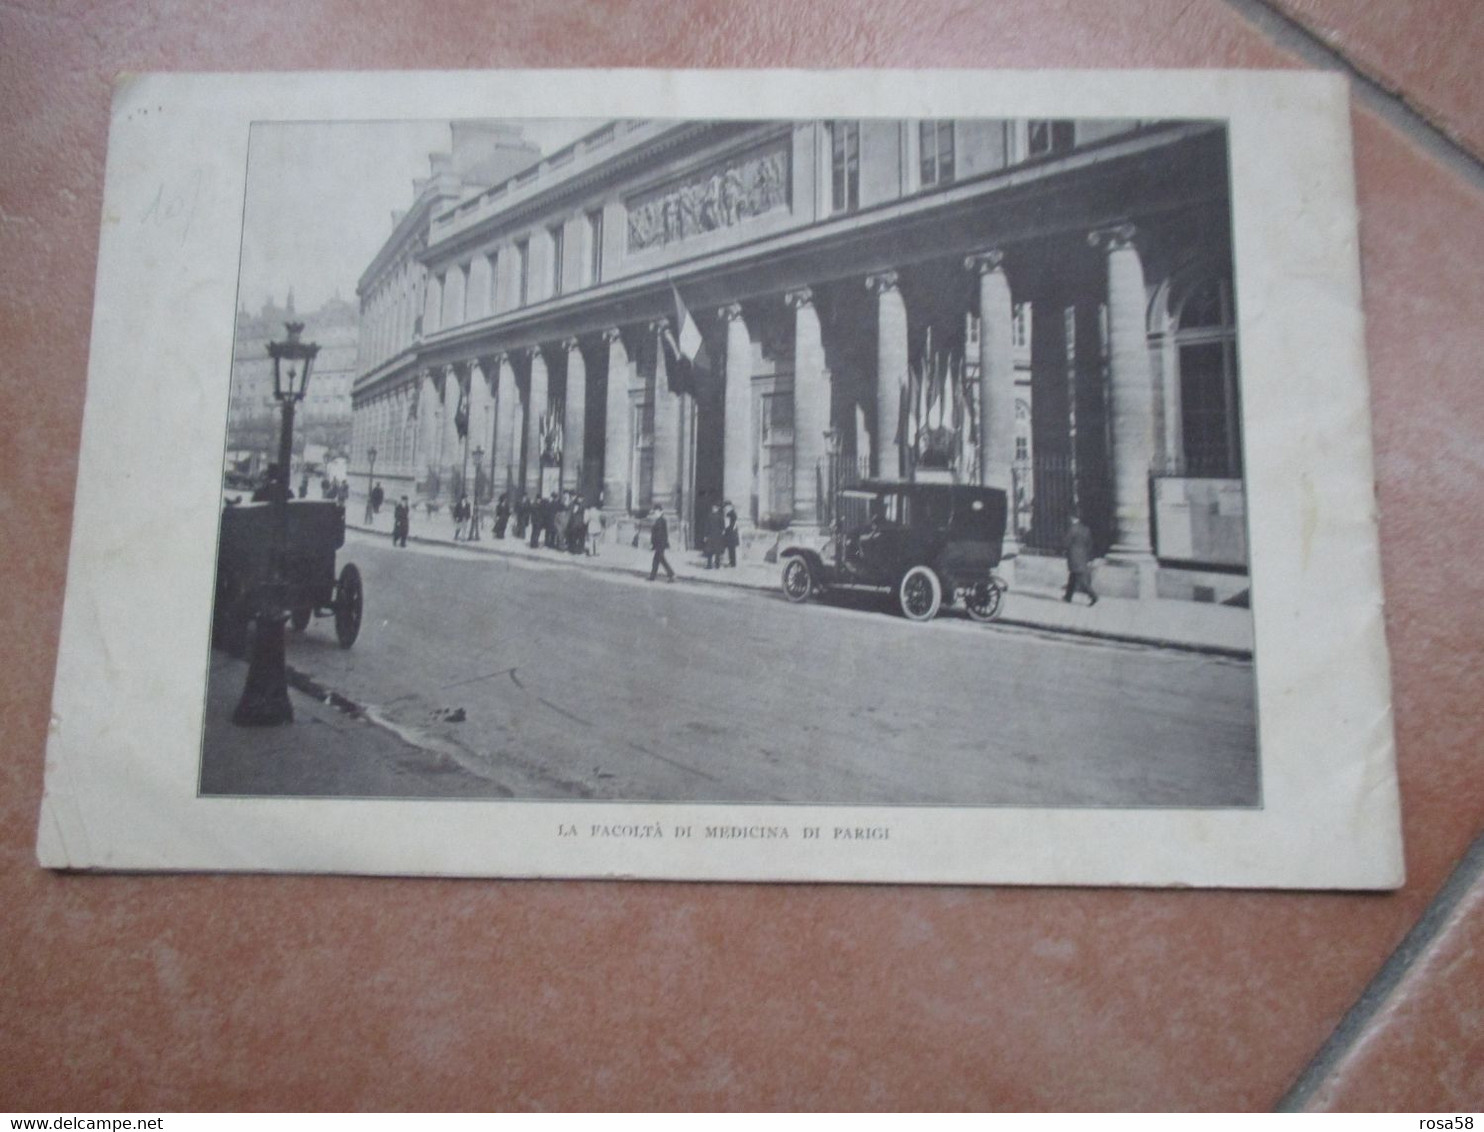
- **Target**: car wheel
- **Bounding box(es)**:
[781,557,813,603]
[964,578,1005,623]
[334,563,363,648]
[897,565,942,622]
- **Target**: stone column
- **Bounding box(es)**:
[525,346,549,498]
[650,321,681,516]
[442,364,468,498]
[867,271,907,477]
[718,303,754,526]
[562,338,586,497]
[1091,223,1157,580]
[966,250,1016,495]
[467,359,494,502]
[417,369,441,494]
[602,328,632,514]
[788,287,830,527]
[487,354,511,498]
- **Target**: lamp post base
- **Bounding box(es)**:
[232,612,294,727]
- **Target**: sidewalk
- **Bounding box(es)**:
[200,651,504,796]
[348,505,1254,659]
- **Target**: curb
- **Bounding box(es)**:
[347,523,1252,660]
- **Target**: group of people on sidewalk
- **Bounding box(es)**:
[408,489,606,557]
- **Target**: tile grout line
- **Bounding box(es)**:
[1222,0,1484,194]
[1277,829,1484,1111]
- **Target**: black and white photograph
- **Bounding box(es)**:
[206,113,1257,808]
[37,71,1401,886]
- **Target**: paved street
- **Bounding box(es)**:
[201,532,1259,807]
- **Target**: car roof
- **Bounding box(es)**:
[854,479,1005,501]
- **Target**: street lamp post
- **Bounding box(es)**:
[364,445,378,523]
[233,321,319,728]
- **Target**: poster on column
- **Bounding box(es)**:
[37,70,1403,889]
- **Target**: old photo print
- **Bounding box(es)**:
[38,71,1401,887]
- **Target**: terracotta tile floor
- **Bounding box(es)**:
[1,0,1481,1112]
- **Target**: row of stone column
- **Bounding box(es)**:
[862,231,1153,560]
[369,223,1153,556]
[362,264,420,371]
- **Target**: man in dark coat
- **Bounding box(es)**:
[647,505,675,582]
[392,496,410,547]
[493,493,510,539]
[703,501,724,569]
[1063,513,1098,606]
[530,494,547,549]
[513,494,528,540]
[723,500,739,568]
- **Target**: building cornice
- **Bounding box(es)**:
[383,121,1226,376]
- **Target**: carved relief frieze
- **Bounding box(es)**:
[626,140,790,252]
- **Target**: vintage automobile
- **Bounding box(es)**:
[212,499,363,654]
[779,480,1009,622]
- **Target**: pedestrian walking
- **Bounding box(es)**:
[529,494,546,549]
[647,505,675,582]
[371,481,385,516]
[1063,513,1098,606]
[703,501,724,569]
[451,495,468,541]
[493,492,510,539]
[566,498,586,555]
[548,492,565,551]
[723,500,739,567]
[392,496,410,547]
[513,493,529,540]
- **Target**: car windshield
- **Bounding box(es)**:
[838,490,905,535]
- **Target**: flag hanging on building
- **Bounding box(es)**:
[663,281,710,396]
[453,380,469,439]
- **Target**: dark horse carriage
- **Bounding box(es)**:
[779,480,1010,622]
[212,499,363,655]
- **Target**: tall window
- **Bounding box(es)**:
[486,251,498,314]
[829,121,860,214]
[1027,120,1076,158]
[919,120,955,187]
[1177,277,1241,477]
[549,224,565,297]
[516,239,530,307]
[587,209,604,286]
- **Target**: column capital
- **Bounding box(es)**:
[785,287,815,311]
[717,301,745,323]
[1088,222,1138,253]
[964,248,1006,276]
[865,270,900,296]
[561,336,582,353]
[602,326,625,345]
[486,350,509,368]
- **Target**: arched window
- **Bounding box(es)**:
[1175,276,1241,478]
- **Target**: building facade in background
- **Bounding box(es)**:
[228,290,360,477]
[351,118,1245,597]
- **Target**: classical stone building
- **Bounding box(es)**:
[352,118,1245,596]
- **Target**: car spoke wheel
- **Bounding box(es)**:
[964,578,1005,623]
[781,558,813,603]
[334,563,363,648]
[897,565,942,622]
